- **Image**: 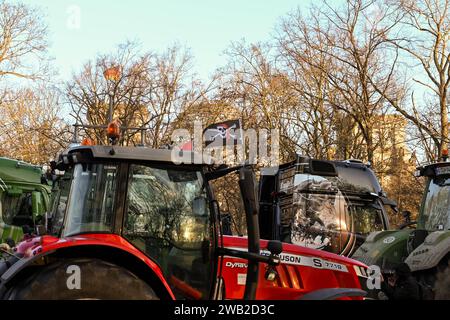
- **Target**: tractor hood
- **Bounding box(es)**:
[405,231,450,272]
[223,235,367,268]
[352,230,413,270]
[222,236,367,300]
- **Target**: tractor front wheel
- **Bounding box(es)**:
[4,258,159,300]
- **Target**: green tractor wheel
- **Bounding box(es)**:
[4,258,159,300]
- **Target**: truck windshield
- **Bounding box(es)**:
[420,177,450,230]
[63,163,118,237]
[284,174,385,255]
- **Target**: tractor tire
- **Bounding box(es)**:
[4,258,159,300]
[434,260,450,300]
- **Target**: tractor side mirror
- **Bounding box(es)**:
[267,240,283,255]
[192,196,208,216]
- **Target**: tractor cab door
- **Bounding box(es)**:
[123,164,216,299]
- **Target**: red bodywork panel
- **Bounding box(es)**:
[15,234,367,300]
[221,236,367,300]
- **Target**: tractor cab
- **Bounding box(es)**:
[403,162,450,274]
[352,160,450,299]
[0,143,276,300]
[49,146,220,298]
[259,156,393,257]
[0,158,51,246]
[415,162,450,232]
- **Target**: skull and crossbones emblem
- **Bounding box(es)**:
[206,123,239,142]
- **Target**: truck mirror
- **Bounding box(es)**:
[380,196,398,209]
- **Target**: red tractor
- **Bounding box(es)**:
[0,128,369,300]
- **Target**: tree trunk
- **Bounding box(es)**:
[439,87,448,158]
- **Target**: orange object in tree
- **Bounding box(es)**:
[107,120,121,143]
[103,66,121,81]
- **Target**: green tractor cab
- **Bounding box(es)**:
[353,161,450,299]
[0,158,52,246]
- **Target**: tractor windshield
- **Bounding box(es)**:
[420,176,450,230]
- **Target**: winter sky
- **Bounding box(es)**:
[21,0,317,82]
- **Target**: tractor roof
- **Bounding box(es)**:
[62,145,215,166]
[418,161,450,177]
[0,157,43,184]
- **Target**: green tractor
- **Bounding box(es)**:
[0,158,52,247]
[353,159,450,299]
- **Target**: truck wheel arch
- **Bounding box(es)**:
[1,245,173,300]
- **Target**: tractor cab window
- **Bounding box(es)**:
[421,176,450,230]
[63,164,118,236]
[1,191,33,228]
[124,164,212,299]
[50,171,73,236]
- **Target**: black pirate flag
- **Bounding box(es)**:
[203,120,243,147]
